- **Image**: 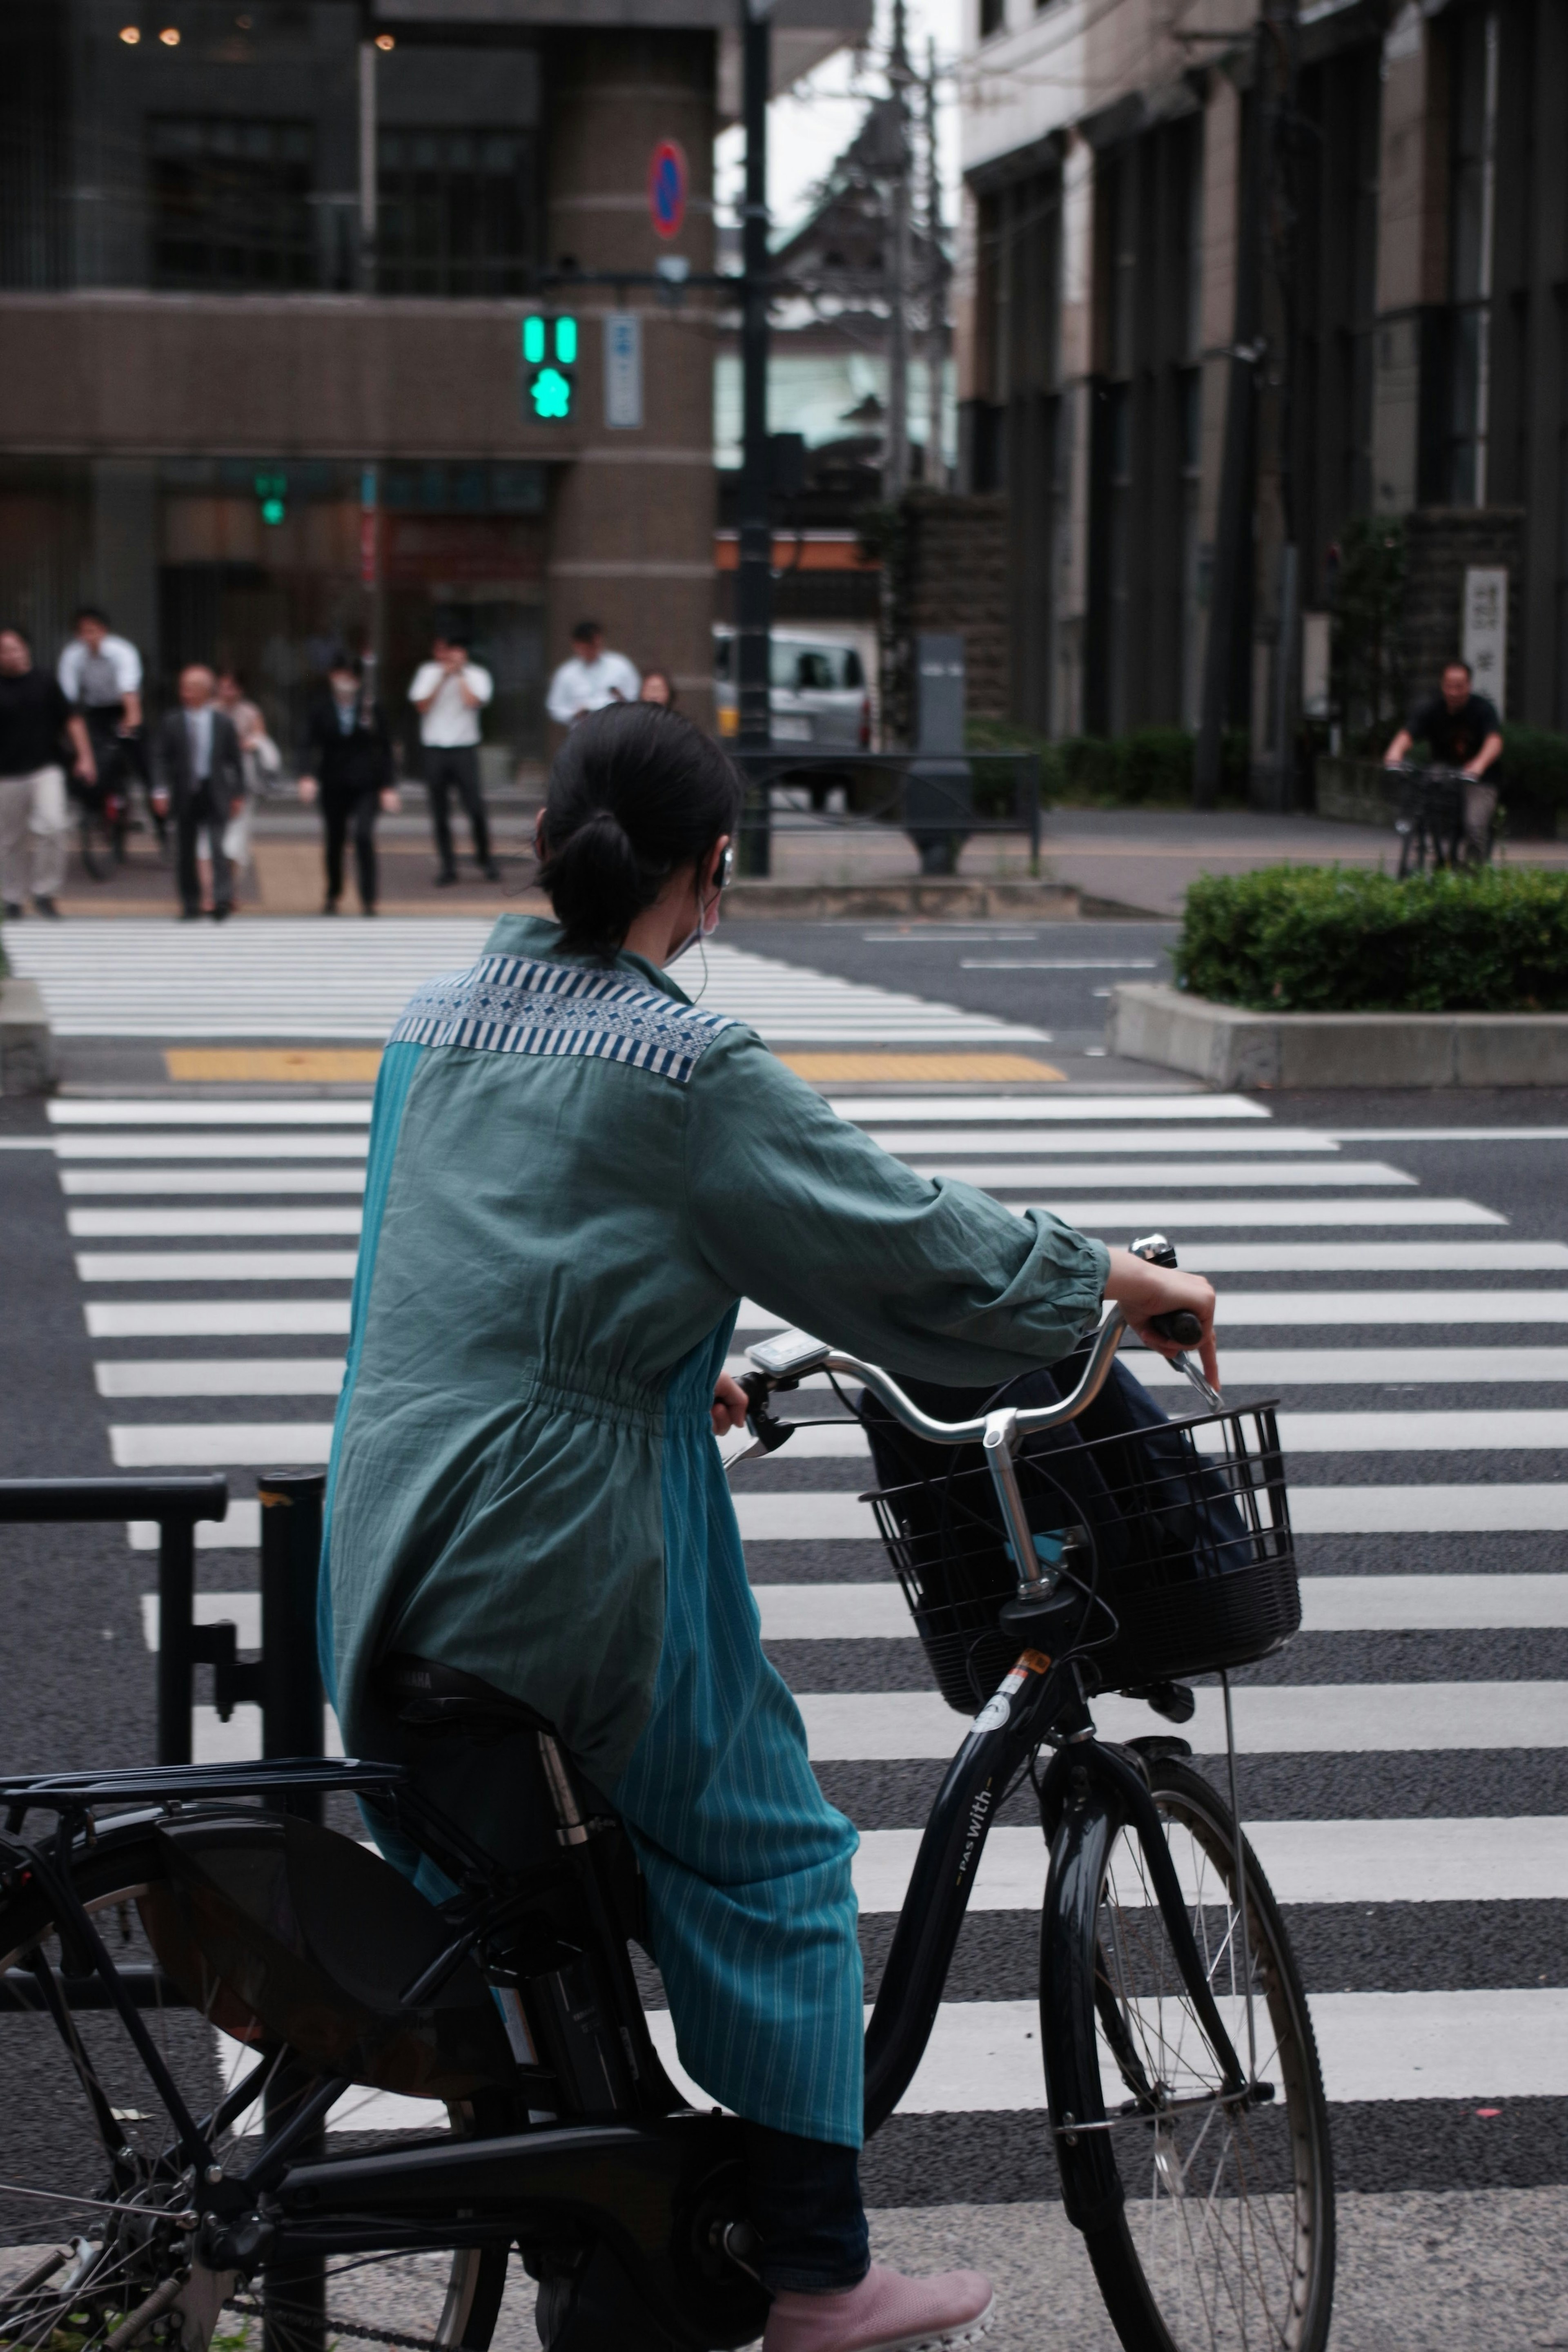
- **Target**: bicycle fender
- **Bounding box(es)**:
[1039,1786,1125,2236]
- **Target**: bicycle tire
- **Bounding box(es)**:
[77,804,125,883]
[1040,1754,1334,2352]
[0,1815,512,2352]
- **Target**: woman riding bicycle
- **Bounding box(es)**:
[321,702,1216,2352]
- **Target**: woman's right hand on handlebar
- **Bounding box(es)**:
[1102,1248,1220,1387]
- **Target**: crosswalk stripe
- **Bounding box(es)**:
[49,1100,374,1126]
[1133,1346,1568,1382]
[732,1484,1568,1541]
[89,1300,351,1338]
[862,1127,1340,1154]
[1175,1291,1568,1326]
[71,1208,364,1239]
[826,1096,1271,1122]
[148,1575,1568,1652]
[78,1251,360,1282]
[111,1423,334,1467]
[794,1684,1568,1758]
[98,1359,345,1398]
[10,927,1052,1045]
[55,1135,371,1159]
[750,1575,1568,1638]
[848,1817,1568,1911]
[1138,1241,1568,1270]
[915,1161,1416,1188]
[1016,1200,1503,1227]
[62,1169,368,1196]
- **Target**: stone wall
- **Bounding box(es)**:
[902,490,1011,724]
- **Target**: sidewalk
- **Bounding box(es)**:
[47,797,1568,920]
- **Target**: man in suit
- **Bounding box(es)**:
[151,664,245,921]
[298,655,398,915]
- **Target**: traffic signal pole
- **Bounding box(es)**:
[736,0,773,874]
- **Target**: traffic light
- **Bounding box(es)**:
[522,314,577,423]
[254,469,288,526]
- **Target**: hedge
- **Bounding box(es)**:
[966,722,1251,804]
[1173,864,1568,1013]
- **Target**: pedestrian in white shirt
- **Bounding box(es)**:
[408,633,499,885]
[545,620,640,728]
[58,606,150,834]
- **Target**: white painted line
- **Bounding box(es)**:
[1136,1346,1568,1384]
[62,1169,368,1196]
[1167,1243,1568,1271]
[77,1251,360,1282]
[1325,1127,1568,1143]
[1272,1409,1568,1452]
[826,1097,1271,1122]
[192,1701,343,1763]
[751,1574,1568,1638]
[1207,1292,1568,1326]
[865,1128,1339,1156]
[69,1208,364,1238]
[1292,1485,1568,1533]
[141,1592,261,1650]
[98,1359,345,1399]
[129,1503,259,1549]
[736,1483,1568,1542]
[1020,1201,1503,1228]
[49,1100,375,1126]
[111,1423,334,1468]
[55,1135,370,1160]
[794,1682,1568,1759]
[849,1816,1568,1914]
[89,1300,350,1338]
[920,1162,1413,1189]
[649,1990,1568,2110]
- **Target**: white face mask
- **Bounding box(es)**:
[671,845,733,960]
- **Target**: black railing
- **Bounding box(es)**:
[0,1469,325,1781]
[729,748,1043,879]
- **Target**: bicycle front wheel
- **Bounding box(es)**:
[1041,1753,1334,2352]
[77,802,125,882]
[0,1815,513,2352]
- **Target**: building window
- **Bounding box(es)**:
[377,129,536,297]
[979,0,1007,37]
[1437,6,1500,505]
[149,117,316,291]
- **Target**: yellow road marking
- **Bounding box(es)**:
[778,1052,1064,1083]
[163,1049,383,1082]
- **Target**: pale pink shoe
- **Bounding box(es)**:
[761,2260,995,2352]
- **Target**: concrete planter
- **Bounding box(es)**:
[1107,981,1568,1089]
[0,974,56,1096]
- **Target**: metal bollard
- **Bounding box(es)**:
[257,1467,328,2352]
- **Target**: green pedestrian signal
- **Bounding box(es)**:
[254,469,288,524]
[521,314,578,422]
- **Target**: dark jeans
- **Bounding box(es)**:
[745,2121,870,2295]
[323,785,379,910]
[175,784,231,915]
[424,744,490,873]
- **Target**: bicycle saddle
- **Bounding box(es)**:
[379,1651,556,1746]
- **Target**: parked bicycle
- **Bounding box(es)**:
[1388,759,1495,876]
[0,1240,1332,2352]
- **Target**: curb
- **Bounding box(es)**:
[0,975,57,1097]
[721,879,1080,920]
[1106,982,1568,1088]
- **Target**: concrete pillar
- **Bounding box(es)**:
[89,459,159,682]
[1053,132,1095,738]
[1372,1,1446,514]
[544,31,717,732]
[1192,67,1240,726]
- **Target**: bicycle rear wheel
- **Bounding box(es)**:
[1041,1754,1334,2352]
[77,800,125,883]
[0,1817,513,2352]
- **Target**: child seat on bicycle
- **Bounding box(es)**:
[319,701,1216,2350]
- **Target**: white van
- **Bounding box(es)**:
[713,629,873,751]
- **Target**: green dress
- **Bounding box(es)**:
[320,913,1109,2144]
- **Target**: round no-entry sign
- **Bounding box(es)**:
[648,139,687,241]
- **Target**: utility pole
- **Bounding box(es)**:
[884,0,913,501]
[923,38,945,488]
[736,0,773,872]
[1193,19,1267,807]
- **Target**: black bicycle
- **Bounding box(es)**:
[0,1251,1333,2352]
[1390,759,1494,876]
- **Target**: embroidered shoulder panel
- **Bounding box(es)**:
[388,954,734,1086]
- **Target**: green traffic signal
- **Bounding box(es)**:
[254,469,287,525]
[530,366,573,421]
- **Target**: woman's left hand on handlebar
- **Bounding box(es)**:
[1102,1247,1221,1387]
[711,1371,750,1435]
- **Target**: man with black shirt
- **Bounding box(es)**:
[0,624,94,919]
[1385,658,1504,858]
[298,657,398,916]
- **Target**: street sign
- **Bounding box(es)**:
[648,138,687,241]
[604,311,643,430]
[1462,565,1508,715]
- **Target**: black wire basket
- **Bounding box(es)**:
[863,1403,1298,1715]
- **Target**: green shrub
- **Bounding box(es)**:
[964,721,1252,805]
[1499,727,1568,810]
[1174,863,1568,1012]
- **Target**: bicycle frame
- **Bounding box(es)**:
[0,1309,1260,2336]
